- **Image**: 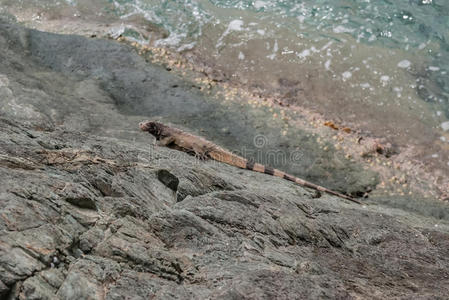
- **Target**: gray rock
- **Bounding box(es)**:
[0,19,449,299]
[20,268,65,300]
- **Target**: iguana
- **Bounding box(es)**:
[139,120,361,204]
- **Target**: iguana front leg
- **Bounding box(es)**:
[192,143,209,160]
[157,136,175,147]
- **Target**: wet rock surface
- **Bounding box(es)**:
[1,20,449,299]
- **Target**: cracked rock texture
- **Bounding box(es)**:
[1,19,449,299]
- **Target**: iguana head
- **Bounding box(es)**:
[139,120,163,137]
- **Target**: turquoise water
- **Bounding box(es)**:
[109,0,449,50]
[107,0,449,114]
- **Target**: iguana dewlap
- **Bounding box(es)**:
[139,120,361,204]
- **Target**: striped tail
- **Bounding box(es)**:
[208,149,361,204]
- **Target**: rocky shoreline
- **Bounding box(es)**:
[3,3,448,202]
[1,19,449,299]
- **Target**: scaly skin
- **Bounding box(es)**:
[139,120,361,204]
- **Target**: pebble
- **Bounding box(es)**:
[441,121,449,131]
